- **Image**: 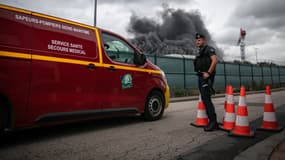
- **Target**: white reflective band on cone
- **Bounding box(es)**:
[225,113,236,121]
[263,112,277,121]
[236,116,249,126]
[197,110,208,118]
[265,95,272,103]
[227,95,234,104]
[199,95,202,101]
[238,96,247,106]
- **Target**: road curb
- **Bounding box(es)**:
[234,127,285,160]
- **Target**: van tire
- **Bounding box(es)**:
[144,91,165,121]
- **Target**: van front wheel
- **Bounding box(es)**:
[144,91,165,121]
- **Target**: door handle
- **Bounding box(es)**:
[87,63,96,70]
[108,66,116,71]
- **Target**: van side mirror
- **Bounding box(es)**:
[134,53,146,66]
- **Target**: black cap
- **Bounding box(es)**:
[195,33,205,39]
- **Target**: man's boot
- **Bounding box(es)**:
[204,121,218,131]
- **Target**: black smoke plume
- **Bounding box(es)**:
[127,5,224,58]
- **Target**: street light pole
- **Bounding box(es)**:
[94,0,97,27]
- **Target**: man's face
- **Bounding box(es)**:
[196,38,205,47]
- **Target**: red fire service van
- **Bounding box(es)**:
[0,5,170,132]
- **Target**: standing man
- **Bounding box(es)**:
[194,33,218,131]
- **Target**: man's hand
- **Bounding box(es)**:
[202,72,210,79]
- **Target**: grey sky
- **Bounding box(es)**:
[218,0,285,63]
[1,0,285,64]
[230,0,285,37]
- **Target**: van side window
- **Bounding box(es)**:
[102,33,135,64]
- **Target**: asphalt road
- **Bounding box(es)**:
[0,90,285,160]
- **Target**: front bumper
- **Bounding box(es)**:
[164,85,170,109]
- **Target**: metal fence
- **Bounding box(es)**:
[147,55,285,93]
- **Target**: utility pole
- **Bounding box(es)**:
[94,0,97,26]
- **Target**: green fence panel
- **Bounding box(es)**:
[253,66,262,76]
[253,76,263,86]
[145,54,284,93]
[166,74,184,90]
[185,75,197,89]
[273,76,279,85]
[281,76,285,83]
[241,76,252,87]
[280,67,285,75]
[185,58,195,73]
[226,76,240,87]
[280,67,285,83]
[271,67,279,84]
[281,67,285,74]
[225,63,239,75]
[215,75,226,89]
[263,67,271,76]
[272,67,279,76]
[157,56,183,73]
[240,65,252,76]
[216,63,225,74]
[263,76,272,85]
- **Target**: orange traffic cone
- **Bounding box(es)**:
[191,95,209,127]
[224,85,229,110]
[258,85,283,132]
[229,86,254,137]
[220,85,236,131]
[222,85,229,121]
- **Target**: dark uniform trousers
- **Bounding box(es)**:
[198,75,216,122]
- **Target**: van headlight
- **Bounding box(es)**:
[161,71,168,84]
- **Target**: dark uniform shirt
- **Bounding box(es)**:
[194,45,216,75]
